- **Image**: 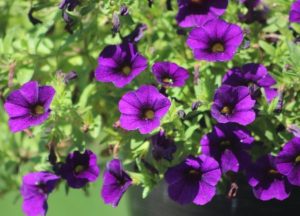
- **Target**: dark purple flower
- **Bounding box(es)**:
[290,0,300,23]
[95,43,148,88]
[287,125,300,137]
[276,137,300,186]
[211,85,256,126]
[4,81,55,133]
[222,63,278,102]
[238,6,268,24]
[101,159,132,207]
[247,155,291,201]
[63,71,78,84]
[151,130,177,161]
[120,4,129,16]
[176,0,228,28]
[123,24,148,43]
[21,172,60,216]
[60,150,100,188]
[119,85,171,134]
[240,0,260,8]
[187,19,243,62]
[200,123,254,173]
[59,0,79,11]
[165,155,221,205]
[152,62,189,87]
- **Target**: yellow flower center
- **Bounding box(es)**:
[162,77,173,84]
[191,0,204,3]
[295,155,300,163]
[221,106,232,115]
[34,105,45,115]
[220,140,231,147]
[74,165,85,174]
[212,43,225,53]
[143,109,155,120]
[122,66,131,75]
[268,169,279,175]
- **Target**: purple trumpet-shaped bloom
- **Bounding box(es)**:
[4,81,55,133]
[152,62,189,87]
[59,0,79,11]
[247,155,291,201]
[222,63,278,102]
[101,159,132,207]
[165,155,221,205]
[290,0,300,23]
[151,130,177,161]
[176,0,228,28]
[211,85,256,126]
[95,43,148,88]
[60,150,100,188]
[239,0,260,8]
[119,85,171,134]
[21,172,60,216]
[200,123,254,173]
[187,19,243,62]
[276,137,300,186]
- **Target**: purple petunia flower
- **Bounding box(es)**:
[200,123,254,173]
[165,155,221,205]
[240,0,260,8]
[247,155,291,201]
[151,130,177,161]
[176,0,228,28]
[276,137,300,186]
[211,85,256,126]
[4,81,55,133]
[152,62,189,87]
[119,85,171,134]
[187,19,243,62]
[21,172,60,216]
[222,63,278,102]
[101,159,132,207]
[59,0,79,11]
[289,0,300,23]
[95,43,148,88]
[59,150,100,188]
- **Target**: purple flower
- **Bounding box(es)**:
[123,24,148,43]
[276,137,300,186]
[119,85,171,134]
[165,155,221,205]
[4,81,55,133]
[289,0,300,23]
[151,130,177,161]
[60,150,100,188]
[222,63,278,102]
[95,43,148,88]
[101,159,132,207]
[240,0,260,8]
[200,123,254,173]
[176,0,228,28]
[211,85,256,126]
[152,62,189,87]
[187,19,243,62]
[59,0,79,11]
[21,172,60,216]
[238,7,268,24]
[247,155,291,201]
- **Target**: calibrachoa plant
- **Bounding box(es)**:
[1,0,300,215]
